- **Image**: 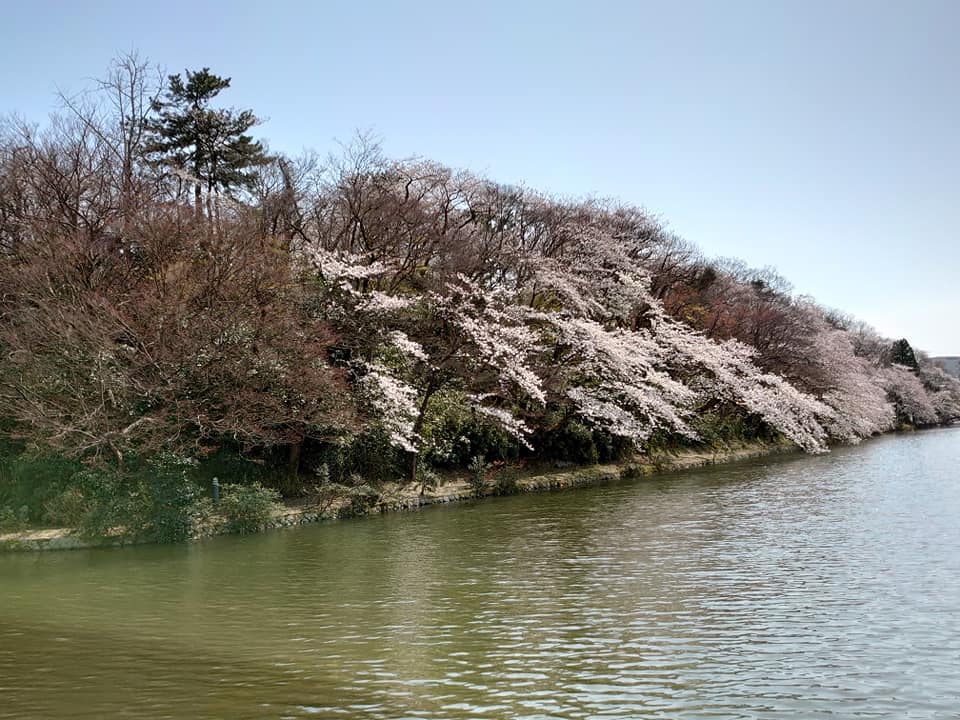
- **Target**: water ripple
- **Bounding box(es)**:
[2,430,960,718]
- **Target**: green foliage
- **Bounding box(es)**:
[145,68,267,196]
[421,392,519,467]
[306,465,385,515]
[0,453,82,523]
[312,462,331,486]
[39,453,203,543]
[67,466,139,539]
[0,504,29,533]
[42,487,87,528]
[591,429,634,463]
[890,339,920,371]
[493,465,521,496]
[191,496,217,531]
[534,418,599,465]
[141,453,201,543]
[467,455,490,495]
[306,462,335,510]
[639,429,678,457]
[309,431,401,485]
[344,480,381,516]
[217,482,281,534]
[310,482,349,515]
[690,409,774,449]
[416,464,440,494]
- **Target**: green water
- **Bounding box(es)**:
[2,429,960,718]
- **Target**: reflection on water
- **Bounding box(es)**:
[2,429,960,718]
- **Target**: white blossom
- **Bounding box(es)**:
[361,363,420,452]
[360,291,414,314]
[388,331,428,362]
[469,401,533,448]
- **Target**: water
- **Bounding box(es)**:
[2,429,959,719]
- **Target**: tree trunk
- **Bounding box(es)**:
[287,440,302,478]
[408,451,419,492]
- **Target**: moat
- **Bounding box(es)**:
[2,429,958,719]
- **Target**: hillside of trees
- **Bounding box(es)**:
[933,357,960,379]
[2,55,959,538]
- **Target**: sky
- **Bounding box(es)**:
[2,0,958,354]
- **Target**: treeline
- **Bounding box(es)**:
[1,56,958,535]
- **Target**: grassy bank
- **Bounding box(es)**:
[0,439,795,552]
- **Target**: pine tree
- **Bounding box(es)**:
[145,68,267,214]
[890,338,920,372]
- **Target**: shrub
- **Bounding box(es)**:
[420,391,519,468]
[307,463,342,513]
[691,408,776,448]
[311,472,379,517]
[346,482,381,516]
[493,465,521,496]
[467,455,490,495]
[535,419,599,465]
[592,429,634,463]
[42,487,88,528]
[191,496,217,532]
[0,453,81,523]
[416,464,440,495]
[69,466,139,539]
[43,453,204,543]
[141,453,201,543]
[306,466,385,516]
[218,482,281,534]
[310,430,401,485]
[0,504,29,533]
[310,480,350,514]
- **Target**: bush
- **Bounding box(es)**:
[691,409,776,448]
[467,455,490,495]
[142,453,201,543]
[416,464,440,495]
[0,453,81,523]
[191,496,217,531]
[218,482,281,534]
[42,487,88,528]
[42,453,204,543]
[36,465,137,539]
[0,504,29,533]
[534,419,599,465]
[420,391,519,468]
[591,429,634,463]
[309,430,401,485]
[345,482,381,516]
[330,473,381,515]
[306,466,385,516]
[68,466,140,539]
[493,465,521,496]
[307,463,342,513]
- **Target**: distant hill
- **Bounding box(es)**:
[933,357,960,378]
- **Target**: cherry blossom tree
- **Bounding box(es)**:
[4,107,957,494]
[882,364,938,426]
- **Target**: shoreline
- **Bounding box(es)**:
[0,439,797,552]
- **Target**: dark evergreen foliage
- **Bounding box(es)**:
[890,339,920,371]
[144,68,268,206]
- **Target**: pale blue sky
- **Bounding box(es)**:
[3,1,958,354]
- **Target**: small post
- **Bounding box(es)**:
[212,477,220,505]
